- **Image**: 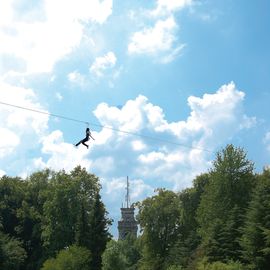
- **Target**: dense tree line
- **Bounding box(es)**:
[1,145,270,269]
[0,166,111,270]
[102,145,270,270]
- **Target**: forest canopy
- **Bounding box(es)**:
[1,145,270,270]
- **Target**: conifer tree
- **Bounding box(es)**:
[197,144,254,262]
[241,168,270,269]
[89,193,111,270]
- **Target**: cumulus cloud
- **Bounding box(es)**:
[128,0,193,63]
[90,52,117,77]
[92,82,255,190]
[0,80,255,193]
[102,177,153,201]
[132,140,147,151]
[0,0,113,74]
[152,0,193,16]
[0,81,49,134]
[0,80,49,174]
[34,130,91,172]
[0,169,5,177]
[0,128,20,158]
[128,16,184,62]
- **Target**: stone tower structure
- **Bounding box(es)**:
[118,176,138,240]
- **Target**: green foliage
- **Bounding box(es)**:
[197,145,254,262]
[197,260,244,270]
[0,231,26,270]
[0,166,111,270]
[2,145,270,270]
[87,193,112,269]
[102,235,141,270]
[166,265,183,270]
[41,245,91,270]
[137,189,181,270]
[102,240,127,270]
[240,168,270,269]
[119,234,141,270]
[20,170,51,270]
[0,175,26,236]
[41,168,97,253]
[41,166,111,270]
[155,175,209,269]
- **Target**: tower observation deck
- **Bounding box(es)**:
[118,176,138,240]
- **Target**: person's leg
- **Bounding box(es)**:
[75,140,82,146]
[81,138,89,148]
[82,142,88,148]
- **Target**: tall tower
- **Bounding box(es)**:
[118,176,138,240]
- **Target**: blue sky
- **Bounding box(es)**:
[0,0,270,237]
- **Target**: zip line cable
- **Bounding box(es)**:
[0,101,88,125]
[0,100,214,153]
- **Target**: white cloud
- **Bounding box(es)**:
[128,16,184,63]
[92,82,255,190]
[92,157,114,174]
[128,16,177,54]
[0,128,20,158]
[0,169,5,177]
[128,0,192,63]
[0,0,113,74]
[90,52,117,77]
[0,81,49,134]
[0,80,49,174]
[0,80,255,197]
[132,140,147,151]
[36,130,92,172]
[94,95,147,132]
[152,0,193,16]
[102,177,153,205]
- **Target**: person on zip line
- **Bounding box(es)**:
[75,127,95,149]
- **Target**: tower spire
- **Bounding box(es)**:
[125,176,130,208]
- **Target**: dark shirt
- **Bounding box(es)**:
[86,129,90,139]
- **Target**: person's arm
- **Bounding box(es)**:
[90,133,95,140]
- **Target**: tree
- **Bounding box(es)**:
[0,176,26,236]
[197,260,244,270]
[41,245,91,270]
[19,170,51,270]
[0,231,26,270]
[137,189,181,270]
[241,168,270,269]
[41,166,101,255]
[197,145,255,262]
[166,266,183,270]
[166,174,210,269]
[102,240,127,270]
[101,234,141,270]
[119,234,141,270]
[0,167,111,270]
[41,170,80,254]
[87,193,111,270]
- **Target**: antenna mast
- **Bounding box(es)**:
[125,176,130,208]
